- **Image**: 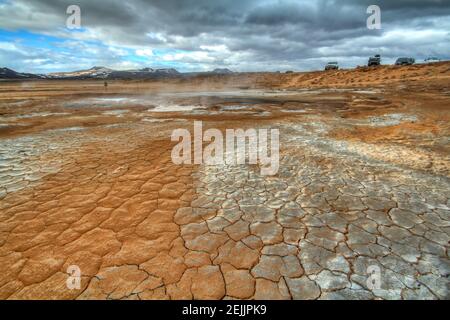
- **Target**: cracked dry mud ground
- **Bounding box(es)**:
[0,74,449,300]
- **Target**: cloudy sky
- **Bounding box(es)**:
[0,0,449,73]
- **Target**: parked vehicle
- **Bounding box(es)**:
[424,57,440,63]
[368,54,381,66]
[325,62,339,70]
[395,57,415,65]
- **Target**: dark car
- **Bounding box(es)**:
[368,54,381,66]
[395,57,415,65]
[325,62,339,70]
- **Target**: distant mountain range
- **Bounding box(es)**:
[0,66,234,80]
[0,67,42,79]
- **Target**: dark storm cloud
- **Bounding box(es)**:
[0,0,449,72]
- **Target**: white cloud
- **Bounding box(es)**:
[135,48,154,57]
[161,51,214,63]
[199,44,229,52]
[108,46,128,56]
[0,42,28,55]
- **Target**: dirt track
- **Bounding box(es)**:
[0,62,449,299]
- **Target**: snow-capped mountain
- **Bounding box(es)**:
[45,66,180,79]
[107,67,180,79]
[211,68,233,74]
[0,66,234,80]
[48,66,114,79]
